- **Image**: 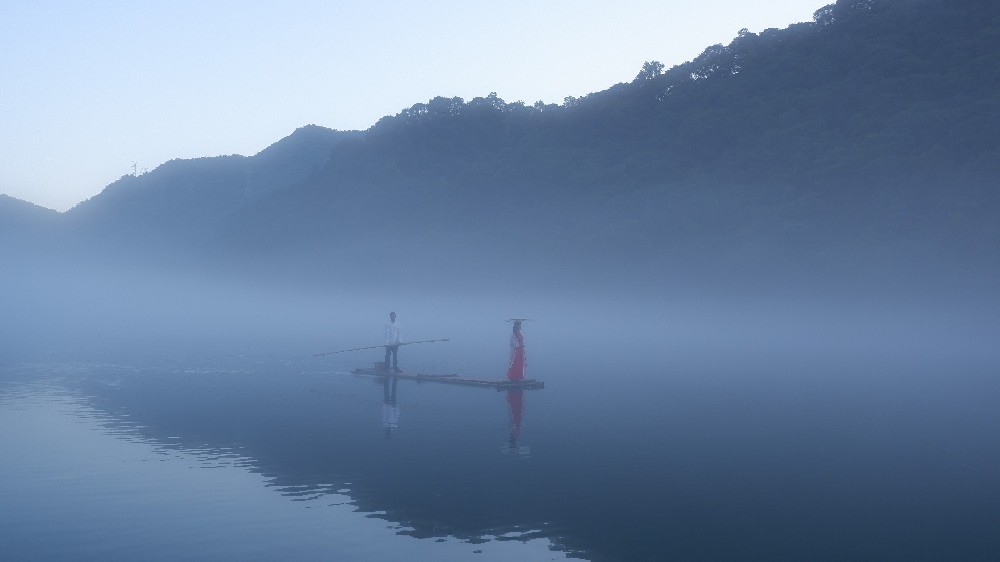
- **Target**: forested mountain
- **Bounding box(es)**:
[1,194,59,229]
[217,0,998,293]
[9,0,1000,296]
[0,194,60,259]
[59,125,359,253]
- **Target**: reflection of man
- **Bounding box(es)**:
[384,312,401,372]
[382,376,399,437]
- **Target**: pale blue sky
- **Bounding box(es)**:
[1,1,824,211]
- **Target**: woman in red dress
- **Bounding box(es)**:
[506,320,526,381]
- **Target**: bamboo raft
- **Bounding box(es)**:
[351,366,545,390]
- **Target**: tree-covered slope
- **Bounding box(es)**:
[62,125,359,251]
[16,0,993,295]
[214,0,997,292]
[0,194,61,258]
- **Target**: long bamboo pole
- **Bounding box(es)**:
[312,338,449,357]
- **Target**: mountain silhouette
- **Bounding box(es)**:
[6,0,999,295]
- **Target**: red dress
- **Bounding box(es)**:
[506,331,526,381]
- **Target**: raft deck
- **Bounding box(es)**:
[351,367,544,390]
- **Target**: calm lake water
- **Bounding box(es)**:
[2,329,999,561]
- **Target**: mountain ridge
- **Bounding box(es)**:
[59,125,359,253]
[8,0,1000,296]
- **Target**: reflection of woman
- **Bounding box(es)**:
[506,389,523,452]
[507,321,526,381]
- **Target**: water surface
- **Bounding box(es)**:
[2,330,998,561]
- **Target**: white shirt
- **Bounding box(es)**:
[385,321,401,345]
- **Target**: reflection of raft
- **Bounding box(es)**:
[351,366,544,390]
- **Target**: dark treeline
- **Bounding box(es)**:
[5,0,999,298]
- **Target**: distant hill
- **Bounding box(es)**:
[0,193,60,225]
[0,194,60,259]
[12,0,1000,296]
[62,125,359,254]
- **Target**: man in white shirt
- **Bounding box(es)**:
[384,311,402,372]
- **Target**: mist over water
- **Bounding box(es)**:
[6,253,997,364]
[3,257,999,560]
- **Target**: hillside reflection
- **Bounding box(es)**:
[65,358,567,555]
